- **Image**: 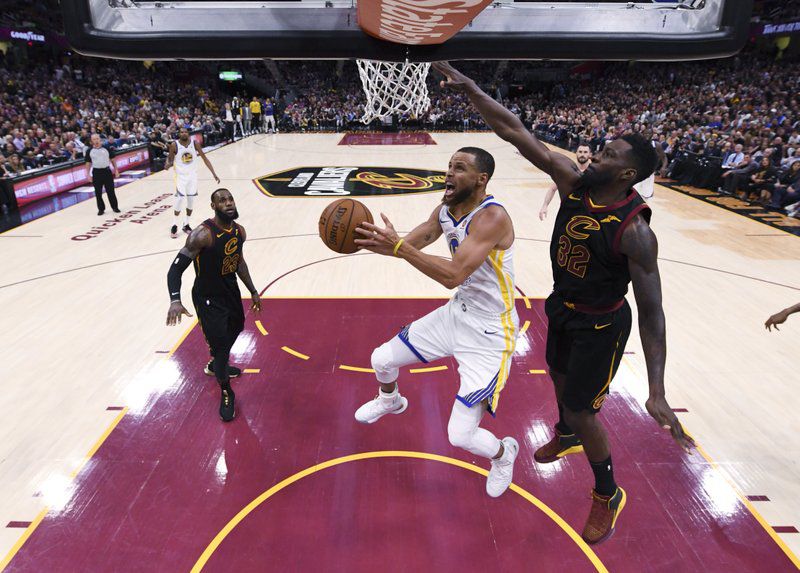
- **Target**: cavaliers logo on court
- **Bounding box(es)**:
[254,166,446,197]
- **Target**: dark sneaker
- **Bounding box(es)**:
[582,487,627,545]
[112,208,121,213]
[182,224,191,234]
[205,360,242,378]
[98,210,105,216]
[534,429,584,463]
[170,225,178,239]
[219,386,236,422]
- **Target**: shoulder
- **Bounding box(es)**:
[471,203,511,231]
[619,214,657,263]
[187,222,213,250]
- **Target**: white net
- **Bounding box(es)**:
[356,60,432,125]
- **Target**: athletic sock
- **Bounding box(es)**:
[589,456,617,497]
[555,402,573,435]
[380,386,398,404]
[172,213,180,226]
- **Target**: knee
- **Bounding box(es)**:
[563,406,593,431]
[447,417,474,450]
[370,343,398,383]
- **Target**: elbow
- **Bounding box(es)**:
[441,270,466,290]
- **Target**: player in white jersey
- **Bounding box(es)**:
[165,128,221,238]
[354,147,520,498]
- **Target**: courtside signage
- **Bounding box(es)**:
[254,167,446,197]
[357,0,493,45]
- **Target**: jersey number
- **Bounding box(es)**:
[557,235,590,279]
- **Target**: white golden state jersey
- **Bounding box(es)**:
[174,139,198,180]
[439,195,516,316]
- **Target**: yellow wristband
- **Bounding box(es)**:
[393,238,405,257]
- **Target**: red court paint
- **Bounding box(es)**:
[338,132,436,145]
[6,299,797,572]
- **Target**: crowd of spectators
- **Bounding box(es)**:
[2,40,798,214]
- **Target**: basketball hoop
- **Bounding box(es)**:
[356,60,431,125]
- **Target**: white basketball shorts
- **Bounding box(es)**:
[398,294,518,414]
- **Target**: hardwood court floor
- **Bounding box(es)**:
[0,132,798,570]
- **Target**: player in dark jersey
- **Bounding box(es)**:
[165,188,261,421]
[435,62,694,545]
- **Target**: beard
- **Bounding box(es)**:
[579,165,615,187]
[215,208,239,223]
[441,185,473,207]
[577,156,589,165]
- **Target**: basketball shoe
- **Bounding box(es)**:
[219,386,235,422]
[205,360,242,378]
[534,428,584,463]
[582,487,627,544]
[170,224,178,239]
[183,224,191,234]
[355,391,408,424]
[486,437,519,498]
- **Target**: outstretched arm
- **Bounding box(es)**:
[355,207,511,290]
[620,217,694,452]
[540,183,558,220]
[166,225,213,325]
[195,141,221,184]
[765,301,800,331]
[433,61,581,197]
[235,226,261,313]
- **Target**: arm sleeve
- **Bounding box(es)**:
[167,252,193,302]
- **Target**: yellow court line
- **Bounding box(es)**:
[339,365,376,373]
[1,407,129,570]
[520,320,531,335]
[190,451,607,573]
[168,318,198,357]
[529,369,547,375]
[281,346,310,360]
[255,320,268,336]
[694,444,800,569]
[243,369,260,374]
[0,507,49,571]
[409,365,448,374]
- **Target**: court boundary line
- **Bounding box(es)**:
[190,450,608,573]
[0,407,129,571]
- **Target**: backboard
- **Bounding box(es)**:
[60,0,753,62]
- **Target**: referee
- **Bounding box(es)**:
[85,134,120,216]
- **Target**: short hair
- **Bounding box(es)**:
[621,134,658,186]
[211,188,230,202]
[457,147,495,180]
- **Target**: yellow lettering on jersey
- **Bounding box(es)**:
[600,215,621,224]
[224,237,238,256]
[565,215,601,240]
[568,193,581,201]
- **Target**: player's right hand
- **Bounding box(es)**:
[539,208,548,220]
[432,62,474,91]
[765,310,789,331]
[166,301,192,326]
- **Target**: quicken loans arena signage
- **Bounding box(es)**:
[254,167,446,197]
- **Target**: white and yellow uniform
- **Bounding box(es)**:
[174,139,199,199]
[398,195,518,414]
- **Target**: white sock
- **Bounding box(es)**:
[380,386,399,404]
[172,213,180,227]
[183,214,190,227]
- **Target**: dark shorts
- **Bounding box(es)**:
[192,291,244,356]
[545,292,632,413]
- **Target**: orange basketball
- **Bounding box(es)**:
[318,199,374,254]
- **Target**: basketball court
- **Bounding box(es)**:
[2,0,799,571]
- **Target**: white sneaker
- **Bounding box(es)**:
[486,437,519,498]
[355,393,408,424]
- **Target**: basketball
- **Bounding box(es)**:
[318,199,374,254]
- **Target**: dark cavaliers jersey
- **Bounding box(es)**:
[550,186,651,307]
[192,219,243,299]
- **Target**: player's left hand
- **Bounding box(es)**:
[251,293,262,313]
[214,174,221,184]
[646,394,695,453]
[354,213,400,256]
[432,61,475,91]
[765,310,788,331]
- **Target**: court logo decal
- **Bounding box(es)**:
[254,167,446,197]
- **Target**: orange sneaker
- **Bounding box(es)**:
[533,429,584,463]
[582,487,627,545]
